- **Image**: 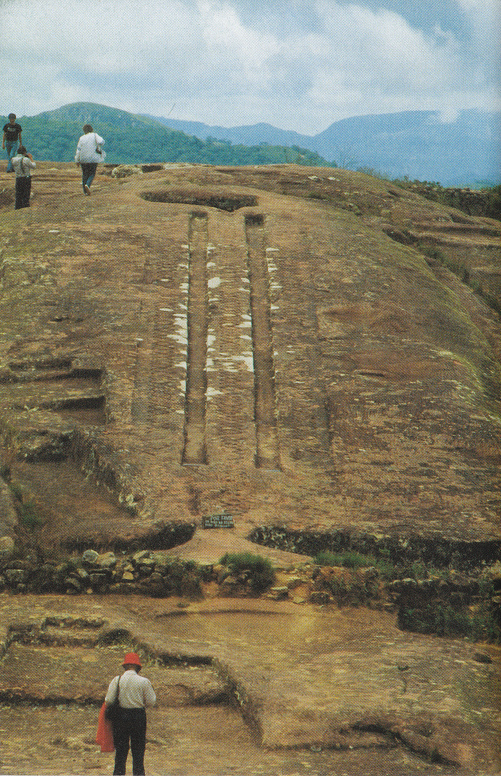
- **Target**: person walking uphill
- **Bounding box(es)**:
[11,146,35,209]
[74,123,105,195]
[2,113,22,172]
[105,653,156,776]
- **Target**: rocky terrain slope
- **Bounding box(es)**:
[0,162,500,774]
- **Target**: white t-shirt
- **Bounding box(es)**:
[105,669,156,709]
[75,132,105,164]
[12,155,35,178]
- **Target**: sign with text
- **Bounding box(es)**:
[202,514,235,529]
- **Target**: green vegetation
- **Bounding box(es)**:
[313,551,501,639]
[219,551,276,592]
[4,478,44,532]
[314,549,395,580]
[357,167,501,221]
[484,184,501,219]
[399,601,501,643]
[16,103,334,168]
[314,550,377,569]
[417,240,501,318]
[313,549,489,585]
[391,177,501,221]
[19,500,44,531]
[328,573,381,607]
[157,558,202,598]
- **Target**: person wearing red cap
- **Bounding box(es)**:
[105,652,156,775]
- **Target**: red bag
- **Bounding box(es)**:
[96,701,115,752]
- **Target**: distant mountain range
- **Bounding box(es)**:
[11,102,500,187]
[12,103,330,170]
[146,109,501,187]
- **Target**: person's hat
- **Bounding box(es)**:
[122,652,142,668]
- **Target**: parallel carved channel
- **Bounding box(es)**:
[244,214,280,469]
[182,212,209,464]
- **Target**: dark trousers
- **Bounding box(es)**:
[112,707,147,775]
[81,162,98,191]
[15,177,31,209]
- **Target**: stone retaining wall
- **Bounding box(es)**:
[249,525,501,571]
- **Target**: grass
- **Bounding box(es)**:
[219,552,276,593]
[388,178,501,221]
[312,550,501,630]
[314,549,396,580]
[314,550,377,569]
[19,500,44,531]
[328,575,380,607]
[4,479,45,532]
[156,558,203,598]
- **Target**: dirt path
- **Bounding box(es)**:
[0,705,460,776]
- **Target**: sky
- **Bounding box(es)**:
[0,0,499,134]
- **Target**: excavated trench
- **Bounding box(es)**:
[244,213,280,469]
[140,189,258,212]
[144,198,282,470]
[0,601,496,775]
[182,212,209,464]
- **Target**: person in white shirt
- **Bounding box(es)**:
[105,652,156,775]
[11,145,36,209]
[74,124,105,195]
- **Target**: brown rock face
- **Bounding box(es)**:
[0,163,499,557]
[0,159,500,776]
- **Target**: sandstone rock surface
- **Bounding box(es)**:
[0,162,499,556]
[0,162,500,774]
[0,593,499,774]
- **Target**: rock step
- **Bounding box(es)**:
[0,644,229,707]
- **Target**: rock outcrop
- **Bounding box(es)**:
[0,162,499,774]
[0,162,499,559]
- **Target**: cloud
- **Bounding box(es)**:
[300,3,465,117]
[198,0,280,75]
[0,1,207,121]
[0,0,499,132]
[455,0,500,80]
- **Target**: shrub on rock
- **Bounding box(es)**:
[219,552,276,593]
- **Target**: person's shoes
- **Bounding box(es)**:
[84,185,91,195]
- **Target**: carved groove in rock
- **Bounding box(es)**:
[183,212,209,465]
[245,214,280,469]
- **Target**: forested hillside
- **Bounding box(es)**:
[152,109,500,187]
[12,102,334,167]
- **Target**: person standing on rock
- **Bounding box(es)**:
[105,652,156,776]
[74,124,105,195]
[2,113,22,172]
[11,145,35,209]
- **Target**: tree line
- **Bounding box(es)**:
[16,116,335,168]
